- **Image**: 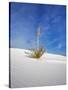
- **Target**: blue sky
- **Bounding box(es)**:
[10,2,66,56]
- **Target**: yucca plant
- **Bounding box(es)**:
[25,46,45,59]
[25,27,45,59]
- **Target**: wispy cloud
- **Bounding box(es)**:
[57,43,62,49]
[46,38,58,46]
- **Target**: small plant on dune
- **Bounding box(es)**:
[31,46,45,58]
[25,27,45,59]
[25,46,45,58]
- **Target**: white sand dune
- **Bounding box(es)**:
[10,48,66,88]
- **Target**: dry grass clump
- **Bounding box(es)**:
[25,47,45,59]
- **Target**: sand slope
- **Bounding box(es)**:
[10,48,66,88]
